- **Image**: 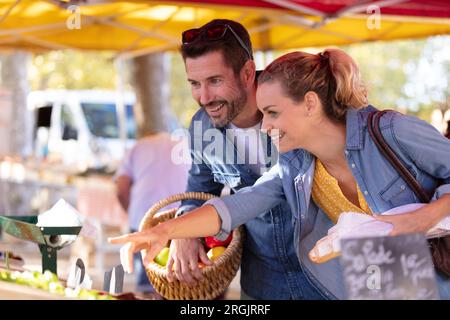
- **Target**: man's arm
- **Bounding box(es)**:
[115,175,132,212]
[176,161,224,213]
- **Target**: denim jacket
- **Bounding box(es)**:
[177,108,326,299]
[207,105,450,299]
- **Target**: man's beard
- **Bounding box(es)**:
[203,90,247,129]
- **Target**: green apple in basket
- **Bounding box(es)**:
[154,247,170,266]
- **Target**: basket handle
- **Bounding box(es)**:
[143,192,217,219]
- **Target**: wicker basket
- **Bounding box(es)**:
[139,192,244,300]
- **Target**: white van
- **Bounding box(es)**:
[28,90,137,172]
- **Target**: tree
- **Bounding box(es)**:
[0,51,35,215]
[169,53,199,128]
[29,50,190,130]
[130,53,171,137]
[343,39,426,113]
[410,36,450,116]
[30,50,117,90]
[0,51,33,157]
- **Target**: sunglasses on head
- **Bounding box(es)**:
[182,24,252,60]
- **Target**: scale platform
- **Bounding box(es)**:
[0,215,81,275]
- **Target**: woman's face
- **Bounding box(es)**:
[257,80,312,153]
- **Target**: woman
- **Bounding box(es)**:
[109,49,450,299]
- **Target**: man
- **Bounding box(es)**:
[115,131,189,293]
[169,19,326,300]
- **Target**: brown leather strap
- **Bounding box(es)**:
[367,110,430,203]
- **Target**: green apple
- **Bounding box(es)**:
[0,271,9,281]
[154,247,170,266]
[42,270,59,283]
[0,269,118,300]
[48,281,65,295]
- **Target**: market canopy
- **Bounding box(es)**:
[0,0,449,58]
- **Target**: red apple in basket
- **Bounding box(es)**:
[204,233,232,248]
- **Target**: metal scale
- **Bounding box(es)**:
[0,215,81,274]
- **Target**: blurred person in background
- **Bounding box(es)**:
[115,130,190,293]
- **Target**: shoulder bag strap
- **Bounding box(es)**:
[367,110,430,203]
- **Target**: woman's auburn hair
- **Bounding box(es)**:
[258,49,368,122]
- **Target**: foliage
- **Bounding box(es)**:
[29,50,198,128]
[343,39,426,112]
[169,53,199,128]
[30,50,117,90]
[27,36,450,127]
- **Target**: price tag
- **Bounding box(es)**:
[340,233,439,300]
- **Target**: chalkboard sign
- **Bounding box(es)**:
[340,233,439,300]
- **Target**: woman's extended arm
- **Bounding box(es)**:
[108,205,221,273]
[108,164,286,273]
